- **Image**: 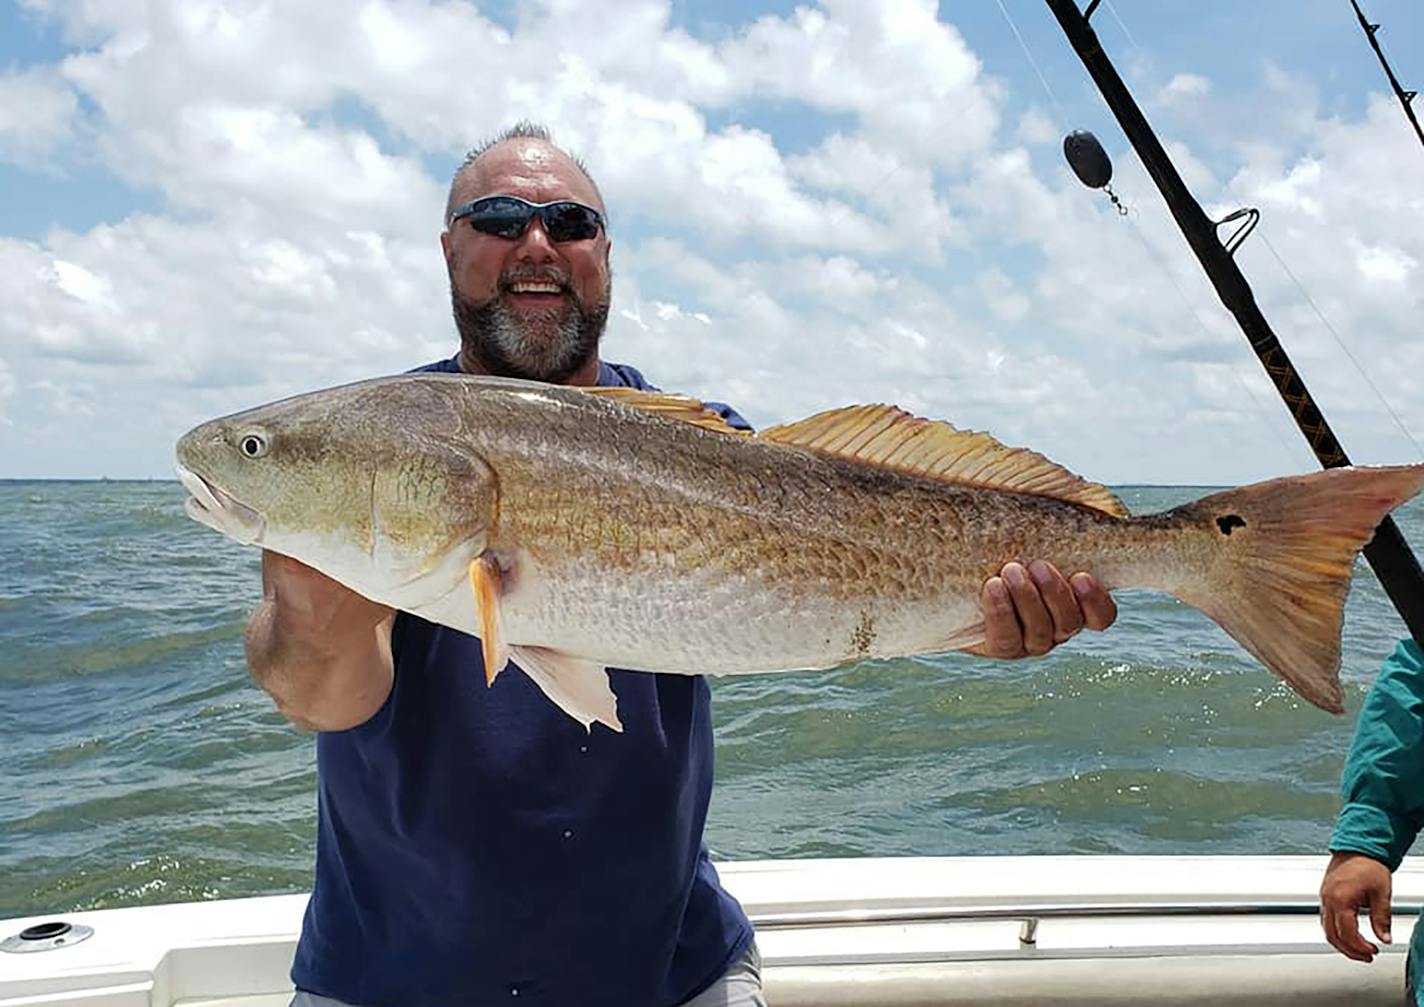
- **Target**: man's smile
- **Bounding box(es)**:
[504,279,568,308]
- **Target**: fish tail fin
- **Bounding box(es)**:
[1168,464,1424,714]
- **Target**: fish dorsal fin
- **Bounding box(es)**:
[581,387,749,436]
[759,404,1129,517]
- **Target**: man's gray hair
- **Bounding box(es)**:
[444,121,604,226]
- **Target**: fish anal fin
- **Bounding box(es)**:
[581,387,749,437]
[510,645,623,733]
[759,405,1129,517]
[469,553,508,686]
[941,621,988,654]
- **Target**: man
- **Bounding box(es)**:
[1319,637,1424,1002]
[248,122,1118,1006]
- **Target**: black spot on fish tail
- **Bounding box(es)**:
[1216,514,1247,536]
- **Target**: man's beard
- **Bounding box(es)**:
[452,274,610,383]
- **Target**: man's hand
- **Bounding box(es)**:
[257,552,393,642]
[1320,851,1393,962]
[967,561,1116,659]
[246,552,396,731]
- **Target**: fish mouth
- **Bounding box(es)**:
[176,464,266,545]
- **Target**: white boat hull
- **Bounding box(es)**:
[0,856,1415,1006]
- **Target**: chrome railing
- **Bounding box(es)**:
[748,900,1424,934]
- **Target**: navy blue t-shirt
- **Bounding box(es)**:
[290,357,754,1006]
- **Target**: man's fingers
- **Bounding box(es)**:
[1029,561,1083,643]
[1319,853,1395,963]
[1319,906,1354,961]
[267,551,334,583]
[979,577,1024,659]
[1070,573,1117,632]
[1369,886,1393,946]
[976,566,1118,659]
[1002,563,1053,656]
[1330,906,1378,961]
[1318,905,1340,956]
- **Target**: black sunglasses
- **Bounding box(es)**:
[448,195,605,243]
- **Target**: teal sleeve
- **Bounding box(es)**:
[1329,640,1424,870]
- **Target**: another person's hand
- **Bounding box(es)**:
[967,561,1116,659]
[1320,851,1393,962]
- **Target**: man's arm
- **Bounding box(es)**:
[1319,639,1424,962]
[245,552,396,732]
[967,561,1117,659]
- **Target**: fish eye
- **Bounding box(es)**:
[239,432,269,459]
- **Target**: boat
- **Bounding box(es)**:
[2,854,1417,1005]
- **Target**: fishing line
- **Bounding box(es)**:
[1115,208,1311,466]
[1102,1,1141,53]
[991,0,1305,465]
[1256,227,1424,460]
[1101,1,1424,463]
[993,0,1069,128]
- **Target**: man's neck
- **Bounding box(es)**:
[457,347,602,387]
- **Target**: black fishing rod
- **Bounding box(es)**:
[1349,0,1424,154]
[1044,0,1424,651]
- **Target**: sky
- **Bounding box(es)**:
[1,0,1422,484]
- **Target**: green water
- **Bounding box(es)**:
[0,480,1419,918]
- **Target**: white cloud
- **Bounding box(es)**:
[0,358,15,425]
[1353,241,1416,287]
[0,66,78,166]
[728,0,998,161]
[977,268,1030,323]
[1163,139,1215,194]
[1016,108,1057,145]
[1158,72,1211,104]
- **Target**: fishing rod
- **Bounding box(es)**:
[1349,0,1424,154]
[1043,0,1424,651]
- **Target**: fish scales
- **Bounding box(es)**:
[375,381,1187,671]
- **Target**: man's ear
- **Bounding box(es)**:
[440,230,455,274]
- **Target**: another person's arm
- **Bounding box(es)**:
[1320,639,1424,962]
[245,552,396,732]
[968,561,1117,659]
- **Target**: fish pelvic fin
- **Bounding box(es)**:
[1170,464,1424,714]
[510,645,624,733]
[759,405,1128,517]
[580,387,751,437]
[469,553,508,686]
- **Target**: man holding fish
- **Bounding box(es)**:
[235,123,1117,1006]
[177,122,1424,1004]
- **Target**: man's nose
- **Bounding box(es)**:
[513,216,557,262]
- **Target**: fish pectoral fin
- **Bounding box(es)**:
[759,406,1128,517]
[510,645,624,734]
[469,553,508,686]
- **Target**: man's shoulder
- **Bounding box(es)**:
[409,355,462,374]
[602,360,753,432]
[599,360,657,391]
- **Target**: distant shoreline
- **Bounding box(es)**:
[2,477,177,484]
[0,478,1230,490]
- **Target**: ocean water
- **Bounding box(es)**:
[0,480,1420,918]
